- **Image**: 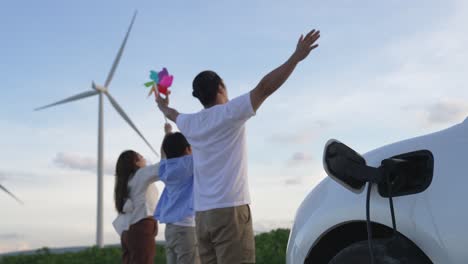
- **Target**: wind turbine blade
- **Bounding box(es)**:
[34,90,99,111]
[105,92,159,157]
[0,184,23,204]
[104,11,137,88]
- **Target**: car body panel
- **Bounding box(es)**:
[287,119,468,263]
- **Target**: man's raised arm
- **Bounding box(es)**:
[155,91,179,123]
[250,29,320,112]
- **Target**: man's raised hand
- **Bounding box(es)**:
[155,90,170,111]
[292,29,320,63]
[155,90,179,122]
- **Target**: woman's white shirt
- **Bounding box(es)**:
[112,163,160,236]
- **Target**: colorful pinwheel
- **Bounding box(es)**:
[144,67,174,98]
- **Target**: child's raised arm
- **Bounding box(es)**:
[160,123,173,160]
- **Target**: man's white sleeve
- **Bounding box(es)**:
[224,92,256,123]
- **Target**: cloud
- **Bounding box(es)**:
[291,152,313,161]
[0,233,24,240]
[314,120,332,128]
[283,152,315,184]
[0,169,57,188]
[424,101,468,125]
[0,234,29,254]
[269,121,329,145]
[403,100,468,127]
[0,170,35,180]
[287,152,314,167]
[0,241,31,254]
[53,152,115,175]
[0,169,39,183]
[284,178,302,185]
[270,131,315,145]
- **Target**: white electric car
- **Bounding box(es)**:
[287,119,468,264]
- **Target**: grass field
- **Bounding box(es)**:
[0,229,290,264]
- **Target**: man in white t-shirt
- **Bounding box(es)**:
[156,29,320,263]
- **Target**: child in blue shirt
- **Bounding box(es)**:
[154,123,200,264]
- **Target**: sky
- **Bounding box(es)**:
[1,0,468,254]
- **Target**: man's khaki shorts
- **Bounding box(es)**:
[195,205,255,264]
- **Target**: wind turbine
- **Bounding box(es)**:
[0,184,23,204]
[35,11,158,248]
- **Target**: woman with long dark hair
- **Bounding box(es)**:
[112,149,160,264]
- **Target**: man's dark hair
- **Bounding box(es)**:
[192,70,223,107]
[162,132,190,159]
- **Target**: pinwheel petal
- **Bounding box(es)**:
[158,84,168,95]
[160,75,173,88]
[150,71,159,83]
[144,81,155,87]
[158,67,169,80]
